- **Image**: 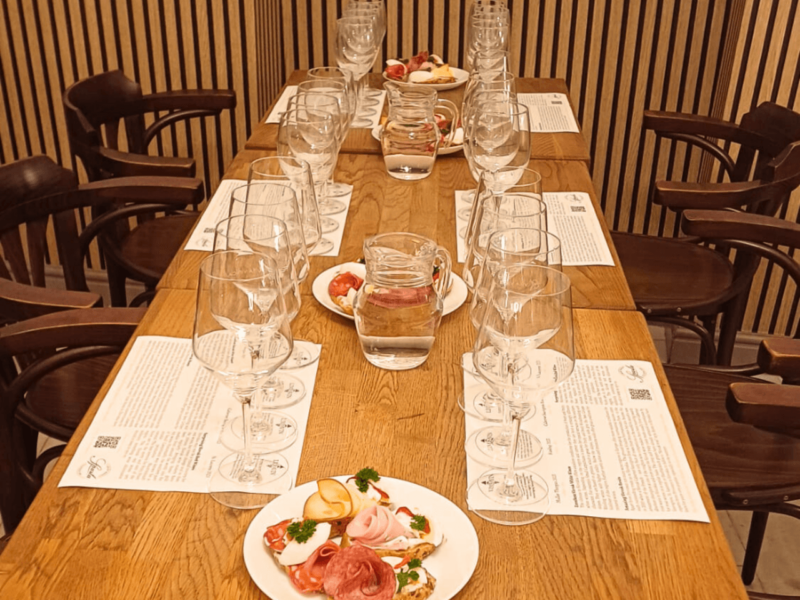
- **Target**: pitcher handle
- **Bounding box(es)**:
[433,246,452,300]
[434,99,460,148]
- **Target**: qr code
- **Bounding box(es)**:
[94,436,121,449]
[570,206,587,213]
[628,389,652,401]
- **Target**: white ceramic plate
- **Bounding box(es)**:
[371,125,464,156]
[311,262,469,321]
[382,67,469,91]
[243,475,480,600]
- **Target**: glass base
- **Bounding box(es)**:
[320,217,340,234]
[282,343,321,370]
[458,190,475,205]
[319,199,347,216]
[327,181,353,197]
[208,452,290,509]
[465,425,543,468]
[459,225,467,239]
[310,237,334,255]
[457,207,472,221]
[467,470,550,525]
[458,387,535,423]
[221,411,298,454]
[261,373,306,409]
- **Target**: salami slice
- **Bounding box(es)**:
[324,545,396,600]
[264,519,292,552]
[329,272,364,298]
[287,540,340,593]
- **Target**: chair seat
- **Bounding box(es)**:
[120,213,198,279]
[612,232,735,315]
[666,364,800,503]
[23,354,119,438]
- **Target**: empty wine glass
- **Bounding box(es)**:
[193,250,293,509]
[213,216,305,455]
[468,265,574,525]
[335,15,381,120]
[469,101,531,184]
[462,89,518,182]
[247,156,324,255]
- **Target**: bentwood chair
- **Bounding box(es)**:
[663,207,800,591]
[612,103,800,366]
[63,70,236,305]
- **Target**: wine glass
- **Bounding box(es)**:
[462,89,518,182]
[335,15,381,120]
[230,184,321,370]
[462,190,547,290]
[469,101,531,185]
[463,229,562,465]
[213,216,305,455]
[341,3,386,105]
[193,250,293,509]
[468,265,574,525]
[277,107,345,217]
[247,156,326,256]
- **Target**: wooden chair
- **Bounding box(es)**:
[63,70,236,305]
[663,206,800,591]
[612,102,800,366]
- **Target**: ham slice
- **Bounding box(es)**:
[323,545,396,600]
[346,506,406,546]
[287,540,341,593]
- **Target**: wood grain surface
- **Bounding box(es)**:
[159,150,634,311]
[0,290,747,599]
[244,72,591,165]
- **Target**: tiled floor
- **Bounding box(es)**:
[2,332,799,598]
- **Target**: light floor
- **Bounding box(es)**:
[1,331,799,596]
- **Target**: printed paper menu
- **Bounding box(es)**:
[463,357,710,522]
[59,336,321,495]
[518,93,581,133]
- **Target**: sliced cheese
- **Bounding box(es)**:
[278,522,332,566]
[408,71,434,83]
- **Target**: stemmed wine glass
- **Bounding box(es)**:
[213,215,305,455]
[468,265,575,525]
[193,250,293,509]
[463,229,563,468]
[335,15,381,122]
[469,100,531,187]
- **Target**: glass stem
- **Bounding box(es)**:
[239,395,259,483]
[498,399,513,447]
[503,410,522,493]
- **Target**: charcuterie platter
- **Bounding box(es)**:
[243,473,479,600]
[311,262,468,321]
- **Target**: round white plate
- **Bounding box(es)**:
[382,67,469,91]
[243,475,480,600]
[371,125,464,156]
[311,262,469,321]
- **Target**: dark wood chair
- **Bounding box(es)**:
[0,306,144,534]
[662,207,800,592]
[63,70,236,305]
[612,102,800,366]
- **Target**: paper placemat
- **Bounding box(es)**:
[266,86,386,130]
[454,190,615,266]
[312,184,353,257]
[462,354,709,522]
[59,336,321,495]
[518,93,580,133]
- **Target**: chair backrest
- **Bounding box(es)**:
[0,157,80,290]
[738,102,800,183]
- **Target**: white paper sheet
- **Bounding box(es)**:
[184,179,351,258]
[265,86,386,130]
[462,356,709,522]
[518,93,580,133]
[453,190,615,266]
[59,336,321,495]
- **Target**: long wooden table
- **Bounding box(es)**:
[0,78,748,599]
[245,72,592,165]
[159,151,634,311]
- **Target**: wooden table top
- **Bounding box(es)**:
[0,288,747,599]
[244,71,591,165]
[159,150,633,311]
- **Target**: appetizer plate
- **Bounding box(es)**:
[382,67,469,91]
[243,476,480,600]
[311,263,469,320]
[371,125,464,155]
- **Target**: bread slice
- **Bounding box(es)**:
[372,542,437,561]
[395,571,436,600]
[331,294,354,316]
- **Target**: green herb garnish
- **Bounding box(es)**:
[354,467,380,494]
[396,569,420,591]
[410,515,427,531]
[408,558,422,569]
[286,519,317,543]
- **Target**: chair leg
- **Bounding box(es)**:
[741,511,769,585]
[106,262,129,307]
[699,316,717,364]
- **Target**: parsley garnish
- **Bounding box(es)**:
[354,467,380,494]
[410,515,427,531]
[408,559,422,569]
[286,519,317,543]
[396,569,420,591]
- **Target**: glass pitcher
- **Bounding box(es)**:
[381,82,458,180]
[353,233,452,370]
